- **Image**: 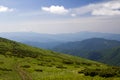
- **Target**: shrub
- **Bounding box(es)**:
[99,68,117,78]
[78,67,120,78]
[56,65,67,69]
[34,69,43,72]
[81,62,92,66]
[78,69,98,77]
[0,67,12,71]
[62,60,74,64]
[99,72,116,78]
[75,61,81,65]
[0,62,4,64]
[21,65,31,68]
[46,64,53,67]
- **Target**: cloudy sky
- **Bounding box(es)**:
[0,0,120,34]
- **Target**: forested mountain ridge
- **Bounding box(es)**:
[52,38,120,66]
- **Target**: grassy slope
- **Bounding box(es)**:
[0,37,120,80]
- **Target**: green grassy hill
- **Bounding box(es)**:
[0,37,120,80]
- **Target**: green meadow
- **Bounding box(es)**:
[0,37,120,80]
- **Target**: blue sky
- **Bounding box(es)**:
[0,0,120,34]
[0,0,103,8]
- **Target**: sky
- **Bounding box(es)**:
[0,0,120,34]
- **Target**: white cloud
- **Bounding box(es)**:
[92,0,120,16]
[92,8,120,16]
[70,0,120,16]
[71,14,76,17]
[0,6,13,12]
[41,5,68,15]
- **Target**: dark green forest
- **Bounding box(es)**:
[53,38,120,66]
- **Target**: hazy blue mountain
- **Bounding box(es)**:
[0,31,120,49]
[52,38,120,66]
[0,32,62,49]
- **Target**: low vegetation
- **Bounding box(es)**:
[0,37,120,80]
[78,67,120,78]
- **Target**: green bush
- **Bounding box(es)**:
[34,69,43,72]
[81,62,92,66]
[56,65,67,69]
[78,67,120,78]
[78,69,98,77]
[21,65,31,68]
[0,62,4,64]
[0,67,12,71]
[62,60,74,64]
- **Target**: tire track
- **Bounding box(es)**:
[14,61,32,80]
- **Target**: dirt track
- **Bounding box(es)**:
[14,62,32,80]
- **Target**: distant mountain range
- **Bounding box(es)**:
[1,32,120,66]
[52,38,120,66]
[0,31,120,49]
